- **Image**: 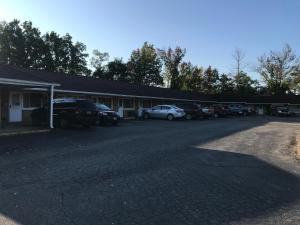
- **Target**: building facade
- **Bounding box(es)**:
[1,64,300,128]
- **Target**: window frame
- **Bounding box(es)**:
[22,93,44,110]
[120,98,135,110]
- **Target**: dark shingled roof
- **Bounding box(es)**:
[0,65,214,102]
[1,64,300,104]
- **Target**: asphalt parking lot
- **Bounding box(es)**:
[0,117,300,225]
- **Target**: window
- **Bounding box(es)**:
[162,106,170,110]
[123,99,134,109]
[96,104,111,111]
[152,106,161,110]
[142,100,151,108]
[98,98,112,108]
[93,97,112,108]
[23,93,42,109]
[76,100,97,109]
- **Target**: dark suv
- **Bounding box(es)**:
[31,99,98,128]
[173,103,204,120]
[53,99,98,128]
[271,106,294,117]
[96,103,120,125]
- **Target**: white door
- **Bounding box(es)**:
[9,92,22,122]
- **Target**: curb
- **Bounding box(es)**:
[0,129,50,137]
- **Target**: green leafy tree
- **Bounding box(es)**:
[91,49,109,78]
[257,44,300,95]
[217,74,234,94]
[22,21,45,69]
[202,66,219,94]
[127,42,163,86]
[158,47,186,89]
[105,58,130,81]
[68,41,90,75]
[0,20,25,66]
[179,62,203,92]
[234,71,259,95]
[0,19,90,75]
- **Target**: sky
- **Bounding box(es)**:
[0,0,299,80]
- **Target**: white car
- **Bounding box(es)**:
[143,105,185,121]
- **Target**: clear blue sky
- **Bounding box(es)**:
[0,0,299,79]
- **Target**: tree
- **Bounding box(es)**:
[127,42,163,86]
[0,19,90,75]
[104,58,129,81]
[22,21,46,69]
[0,20,25,66]
[257,44,300,95]
[232,48,246,76]
[217,74,234,94]
[234,71,259,95]
[90,49,109,70]
[68,41,90,75]
[91,50,109,78]
[202,66,219,94]
[179,62,203,92]
[42,32,90,75]
[158,47,186,89]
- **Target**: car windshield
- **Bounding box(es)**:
[76,100,96,109]
[96,104,111,111]
[278,107,288,112]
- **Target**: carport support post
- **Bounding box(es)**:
[50,85,54,128]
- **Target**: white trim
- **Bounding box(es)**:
[56,89,215,103]
[22,88,49,91]
[22,107,39,111]
[50,85,54,129]
[0,78,60,87]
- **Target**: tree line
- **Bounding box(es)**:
[0,19,299,95]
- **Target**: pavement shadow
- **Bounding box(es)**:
[0,146,300,225]
[0,117,300,224]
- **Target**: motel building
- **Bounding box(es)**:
[0,64,300,132]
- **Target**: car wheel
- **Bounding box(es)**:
[144,113,150,120]
[214,113,219,118]
[186,114,192,120]
[60,118,68,128]
[167,114,174,121]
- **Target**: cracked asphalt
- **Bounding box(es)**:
[0,116,300,225]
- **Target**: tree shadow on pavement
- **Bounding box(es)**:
[0,146,300,225]
[0,116,300,224]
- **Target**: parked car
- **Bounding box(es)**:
[271,106,295,117]
[143,105,185,121]
[201,106,215,119]
[211,105,228,118]
[31,98,99,128]
[227,105,248,116]
[96,103,120,125]
[173,103,204,120]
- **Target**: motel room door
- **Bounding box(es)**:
[9,92,22,122]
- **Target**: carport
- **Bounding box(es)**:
[0,77,59,129]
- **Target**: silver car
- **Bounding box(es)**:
[143,105,185,121]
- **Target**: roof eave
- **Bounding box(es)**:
[0,77,60,87]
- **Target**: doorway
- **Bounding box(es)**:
[9,92,22,122]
